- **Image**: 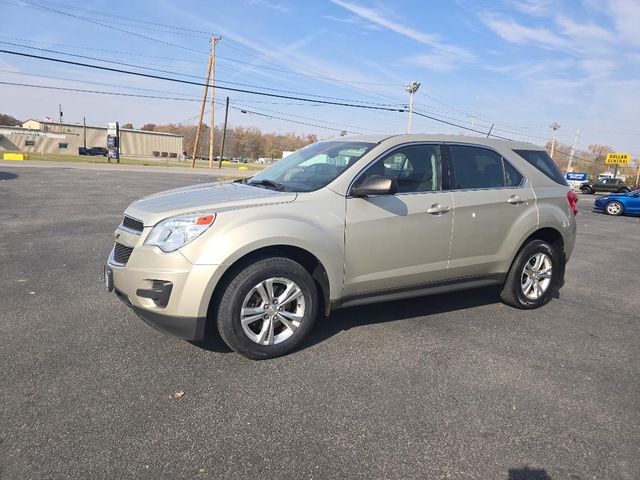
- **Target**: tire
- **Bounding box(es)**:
[580,186,592,194]
[500,239,561,309]
[605,201,624,216]
[216,257,318,360]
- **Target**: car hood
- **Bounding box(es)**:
[125,181,297,226]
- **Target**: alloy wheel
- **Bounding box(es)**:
[520,253,553,300]
[240,277,305,345]
[606,202,622,215]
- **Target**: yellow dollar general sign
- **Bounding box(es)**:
[605,153,631,164]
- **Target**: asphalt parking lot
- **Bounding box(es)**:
[1,164,638,479]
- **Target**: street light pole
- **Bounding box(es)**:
[566,128,580,174]
[405,81,420,133]
[549,122,560,160]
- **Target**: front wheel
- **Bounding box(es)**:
[605,201,624,216]
[215,257,318,360]
[581,186,592,194]
[500,239,561,309]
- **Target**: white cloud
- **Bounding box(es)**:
[329,0,475,61]
[322,14,382,30]
[247,0,289,13]
[555,15,613,43]
[506,0,553,17]
[606,0,640,47]
[480,13,567,50]
[406,53,463,73]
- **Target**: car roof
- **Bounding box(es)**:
[328,133,542,151]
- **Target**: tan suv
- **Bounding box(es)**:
[105,134,578,359]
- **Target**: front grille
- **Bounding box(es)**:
[113,242,134,265]
[122,215,144,233]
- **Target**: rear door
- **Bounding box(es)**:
[343,143,453,297]
[444,144,534,278]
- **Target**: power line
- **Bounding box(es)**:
[0,52,406,112]
[20,1,209,55]
[0,35,189,62]
[411,110,512,139]
[23,0,216,37]
[0,80,371,133]
[0,50,531,141]
[0,81,204,102]
[231,101,390,134]
[2,42,405,106]
[0,69,202,98]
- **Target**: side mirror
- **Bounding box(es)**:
[351,175,398,197]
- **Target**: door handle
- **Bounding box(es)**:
[507,195,525,205]
[427,203,450,215]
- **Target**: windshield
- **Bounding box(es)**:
[247,141,375,192]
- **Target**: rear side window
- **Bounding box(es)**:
[449,145,522,189]
[513,149,567,185]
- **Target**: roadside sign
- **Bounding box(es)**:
[107,122,120,163]
[566,172,587,182]
[605,153,630,165]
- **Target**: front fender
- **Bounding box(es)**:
[178,191,346,308]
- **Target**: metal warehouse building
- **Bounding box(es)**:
[0,120,183,158]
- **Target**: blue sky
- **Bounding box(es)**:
[1,0,640,153]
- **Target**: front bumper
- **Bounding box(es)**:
[111,286,206,340]
[105,240,226,341]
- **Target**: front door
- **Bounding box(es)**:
[343,143,453,298]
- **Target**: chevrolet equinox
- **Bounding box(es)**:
[105,134,578,359]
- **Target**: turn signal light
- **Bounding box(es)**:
[195,215,215,225]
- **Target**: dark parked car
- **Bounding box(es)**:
[79,146,108,156]
[593,189,640,216]
[580,177,631,194]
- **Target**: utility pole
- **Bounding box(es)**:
[405,81,420,133]
[83,116,87,148]
[566,128,580,174]
[208,36,220,169]
[635,158,640,187]
[191,38,215,168]
[549,122,560,160]
[58,104,63,125]
[218,96,229,169]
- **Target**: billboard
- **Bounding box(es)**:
[605,153,630,165]
[566,172,587,182]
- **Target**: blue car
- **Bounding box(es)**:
[593,189,640,216]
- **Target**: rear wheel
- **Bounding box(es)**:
[605,201,624,216]
[500,239,561,309]
[216,257,318,360]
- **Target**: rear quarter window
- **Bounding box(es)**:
[513,149,567,185]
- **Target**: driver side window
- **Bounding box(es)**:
[357,144,442,193]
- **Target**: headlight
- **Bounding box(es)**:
[145,212,216,252]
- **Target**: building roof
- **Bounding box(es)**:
[23,119,183,138]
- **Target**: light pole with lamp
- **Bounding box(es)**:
[405,81,421,133]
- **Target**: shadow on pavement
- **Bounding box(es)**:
[193,286,561,355]
[0,171,18,180]
[507,466,552,479]
[302,285,503,350]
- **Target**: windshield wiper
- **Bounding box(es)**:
[247,179,285,191]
